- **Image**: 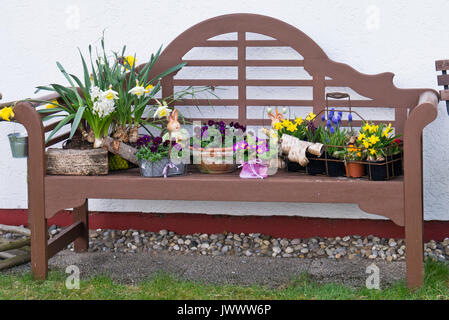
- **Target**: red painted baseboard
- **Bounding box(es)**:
[1,209,448,241]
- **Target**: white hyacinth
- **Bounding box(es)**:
[90,86,115,117]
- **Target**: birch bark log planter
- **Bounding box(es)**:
[46,148,108,175]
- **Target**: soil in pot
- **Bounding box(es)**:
[345,161,365,178]
[306,153,325,175]
[326,157,346,177]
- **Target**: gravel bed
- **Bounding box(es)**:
[14,225,442,263]
[2,226,448,263]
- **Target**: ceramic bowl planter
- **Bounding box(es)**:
[8,133,28,158]
[195,147,236,174]
[345,161,365,178]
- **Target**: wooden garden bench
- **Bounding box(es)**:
[12,14,439,288]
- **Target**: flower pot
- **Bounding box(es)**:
[286,158,306,172]
[306,153,325,175]
[195,147,237,174]
[168,162,187,176]
[345,161,365,178]
[8,133,28,158]
[389,153,403,177]
[366,160,389,181]
[139,158,170,177]
[326,157,346,177]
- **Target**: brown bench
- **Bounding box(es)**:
[12,14,439,288]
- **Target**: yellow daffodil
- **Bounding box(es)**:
[362,123,371,132]
[294,117,303,125]
[368,135,380,145]
[369,124,379,134]
[282,119,292,127]
[357,133,366,141]
[104,85,118,101]
[124,56,136,69]
[362,139,370,149]
[287,123,297,132]
[305,112,316,121]
[0,106,14,121]
[154,101,171,119]
[274,122,284,130]
[357,152,362,158]
[128,80,146,97]
[145,84,154,94]
[369,148,376,155]
[382,123,393,138]
[45,100,59,109]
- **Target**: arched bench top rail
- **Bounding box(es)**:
[147,13,437,113]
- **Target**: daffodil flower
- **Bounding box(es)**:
[357,133,366,141]
[45,100,59,109]
[369,148,376,155]
[128,80,146,97]
[274,122,283,131]
[103,85,118,101]
[154,101,171,119]
[362,123,371,132]
[368,135,380,145]
[124,56,136,69]
[362,139,370,149]
[306,112,316,121]
[0,106,14,121]
[294,117,303,125]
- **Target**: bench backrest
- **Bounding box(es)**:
[150,13,430,136]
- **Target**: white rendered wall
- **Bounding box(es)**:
[0,0,448,220]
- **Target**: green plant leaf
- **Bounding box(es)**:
[70,105,85,139]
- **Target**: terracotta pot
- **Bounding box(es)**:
[192,147,236,174]
[345,161,365,178]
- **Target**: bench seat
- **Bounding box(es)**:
[44,169,405,226]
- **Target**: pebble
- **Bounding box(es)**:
[26,227,449,263]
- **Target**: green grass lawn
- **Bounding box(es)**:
[0,260,448,300]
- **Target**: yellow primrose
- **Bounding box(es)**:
[0,106,14,121]
[357,152,362,158]
[45,100,59,109]
[294,117,303,125]
[305,112,316,121]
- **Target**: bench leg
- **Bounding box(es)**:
[73,200,89,252]
[30,211,48,280]
[405,209,424,288]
